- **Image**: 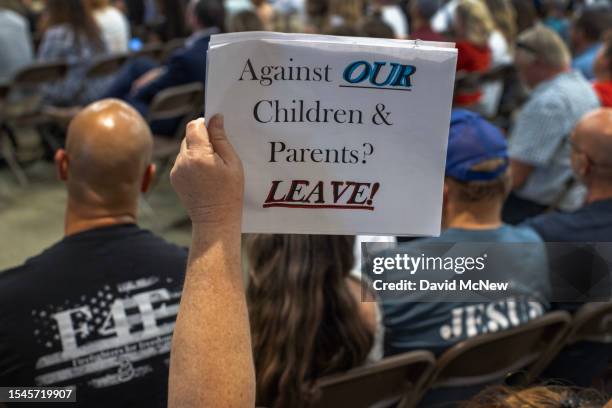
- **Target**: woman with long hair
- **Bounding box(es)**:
[246,234,379,408]
[452,0,495,107]
[484,0,516,45]
[38,0,109,105]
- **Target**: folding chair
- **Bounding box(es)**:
[39,53,131,132]
[418,311,572,406]
[568,302,612,344]
[0,60,68,185]
[147,81,204,162]
[310,351,436,408]
[540,302,612,387]
[2,60,69,119]
[85,53,128,79]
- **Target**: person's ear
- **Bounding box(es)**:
[141,164,157,193]
[574,153,591,180]
[54,149,69,181]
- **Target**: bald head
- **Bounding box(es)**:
[59,99,154,210]
[572,108,612,188]
[574,109,612,165]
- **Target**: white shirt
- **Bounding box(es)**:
[479,30,513,117]
[94,7,130,54]
[488,30,512,66]
[380,5,409,39]
[0,9,33,83]
[431,0,457,33]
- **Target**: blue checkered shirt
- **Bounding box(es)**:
[508,70,600,211]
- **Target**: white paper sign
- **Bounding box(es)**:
[205,32,457,236]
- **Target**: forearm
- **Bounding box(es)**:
[168,222,255,408]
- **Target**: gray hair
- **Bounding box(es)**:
[517,24,571,69]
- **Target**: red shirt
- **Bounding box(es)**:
[593,81,612,107]
[456,41,491,72]
[454,41,492,106]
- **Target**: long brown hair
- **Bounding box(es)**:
[246,234,373,408]
[461,385,609,408]
[484,0,517,45]
[46,0,104,50]
[455,0,496,47]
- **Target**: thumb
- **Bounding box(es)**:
[185,118,211,150]
[208,114,238,163]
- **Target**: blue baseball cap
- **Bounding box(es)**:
[446,109,509,182]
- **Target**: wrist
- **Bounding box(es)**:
[190,208,242,234]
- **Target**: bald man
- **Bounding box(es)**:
[522,108,612,387]
[524,108,612,242]
[0,100,187,407]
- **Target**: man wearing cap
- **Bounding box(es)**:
[374,110,551,360]
[503,25,600,223]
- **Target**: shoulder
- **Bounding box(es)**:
[127,229,189,273]
[169,38,209,66]
[105,7,125,19]
[0,263,37,306]
[0,237,67,284]
[504,224,544,242]
[523,86,566,113]
[0,9,27,28]
[522,211,575,241]
[44,24,72,38]
[105,7,129,26]
[40,24,74,46]
[129,228,187,256]
[556,72,599,103]
[192,35,212,52]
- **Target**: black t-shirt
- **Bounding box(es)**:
[0,224,188,408]
[522,199,612,314]
[523,199,612,242]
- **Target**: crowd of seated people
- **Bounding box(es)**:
[0,0,612,406]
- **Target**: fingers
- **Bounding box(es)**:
[207,114,239,164]
[182,115,239,165]
[185,118,211,150]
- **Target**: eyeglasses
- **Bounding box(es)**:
[516,41,538,54]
